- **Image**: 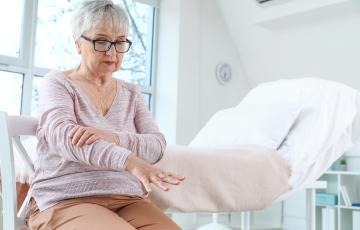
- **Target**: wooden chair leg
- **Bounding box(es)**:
[16,182,30,213]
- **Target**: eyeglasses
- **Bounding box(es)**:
[81,35,132,53]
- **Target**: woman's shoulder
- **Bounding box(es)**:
[117,79,142,102]
[118,78,140,94]
[43,70,66,83]
[41,70,75,95]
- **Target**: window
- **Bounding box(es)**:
[0,0,23,57]
[0,71,24,115]
[142,93,151,108]
[0,0,158,117]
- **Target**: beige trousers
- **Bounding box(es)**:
[25,194,182,230]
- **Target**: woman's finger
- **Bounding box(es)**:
[140,176,152,193]
[69,125,82,138]
[159,172,186,181]
[85,133,99,144]
[71,127,87,145]
[157,173,180,185]
[77,131,95,147]
[161,177,180,185]
[150,175,169,191]
[171,174,186,180]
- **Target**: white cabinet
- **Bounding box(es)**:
[316,171,360,230]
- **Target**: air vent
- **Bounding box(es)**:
[257,0,272,3]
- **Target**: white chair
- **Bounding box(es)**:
[0,111,37,230]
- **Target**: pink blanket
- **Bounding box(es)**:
[2,142,292,214]
[148,144,293,213]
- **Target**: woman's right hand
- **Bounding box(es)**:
[123,153,186,193]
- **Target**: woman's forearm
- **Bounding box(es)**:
[113,86,167,165]
[113,131,166,165]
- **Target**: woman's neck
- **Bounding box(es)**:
[73,63,114,88]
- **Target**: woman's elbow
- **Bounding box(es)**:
[159,132,167,155]
[153,133,167,164]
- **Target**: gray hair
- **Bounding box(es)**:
[71,0,129,43]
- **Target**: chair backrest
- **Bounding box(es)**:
[0,111,37,230]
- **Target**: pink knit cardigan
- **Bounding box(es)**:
[24,70,167,214]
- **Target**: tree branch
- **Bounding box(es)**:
[122,0,146,52]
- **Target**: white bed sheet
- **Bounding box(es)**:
[274,110,360,203]
[246,78,360,203]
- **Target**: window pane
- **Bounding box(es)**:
[141,93,151,110]
[0,71,24,115]
[34,0,81,70]
[113,0,154,86]
[0,0,23,57]
[31,76,43,117]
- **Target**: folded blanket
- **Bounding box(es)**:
[1,139,292,213]
[148,144,292,213]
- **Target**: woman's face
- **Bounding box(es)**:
[76,20,127,76]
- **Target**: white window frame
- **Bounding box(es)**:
[0,0,159,117]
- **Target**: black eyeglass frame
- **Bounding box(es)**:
[81,35,132,53]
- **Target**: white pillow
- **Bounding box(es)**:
[189,77,309,150]
[237,78,309,107]
[188,102,301,150]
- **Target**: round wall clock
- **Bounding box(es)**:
[217,62,232,85]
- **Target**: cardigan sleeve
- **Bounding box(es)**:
[113,86,167,165]
[36,72,132,170]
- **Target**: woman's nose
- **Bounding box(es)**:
[106,44,116,56]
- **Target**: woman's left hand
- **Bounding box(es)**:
[69,125,118,147]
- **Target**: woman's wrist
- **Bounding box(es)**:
[124,152,135,172]
[112,133,120,145]
[112,132,130,148]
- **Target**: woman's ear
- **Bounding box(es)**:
[74,35,81,54]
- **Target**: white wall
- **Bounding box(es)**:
[155,0,250,146]
[197,0,250,130]
[216,0,360,229]
[217,0,360,91]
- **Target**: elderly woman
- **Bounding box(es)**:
[24,0,185,229]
